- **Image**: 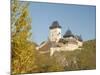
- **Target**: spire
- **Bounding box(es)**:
[78,35,83,41]
[63,28,74,38]
[49,21,61,29]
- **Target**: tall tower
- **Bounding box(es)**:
[49,21,61,42]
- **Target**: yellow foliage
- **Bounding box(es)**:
[11,0,36,74]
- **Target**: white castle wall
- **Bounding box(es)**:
[49,28,61,42]
[37,24,83,56]
[77,41,83,46]
[50,41,83,56]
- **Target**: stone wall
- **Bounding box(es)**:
[50,41,83,56]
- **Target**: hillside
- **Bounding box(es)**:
[34,39,96,72]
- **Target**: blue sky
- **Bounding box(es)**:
[28,2,96,45]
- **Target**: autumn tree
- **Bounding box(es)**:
[11,0,36,74]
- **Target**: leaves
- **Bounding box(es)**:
[11,0,36,74]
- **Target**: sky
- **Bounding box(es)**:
[28,2,96,45]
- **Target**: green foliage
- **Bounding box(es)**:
[35,51,64,72]
[77,40,96,70]
[35,40,96,72]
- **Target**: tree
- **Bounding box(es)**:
[11,0,36,74]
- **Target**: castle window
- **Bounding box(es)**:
[57,32,61,35]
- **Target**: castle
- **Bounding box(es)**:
[36,21,83,56]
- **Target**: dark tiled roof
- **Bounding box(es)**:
[49,21,61,29]
[76,35,83,41]
[63,29,74,38]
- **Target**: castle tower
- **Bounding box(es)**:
[49,21,61,42]
[63,28,75,40]
[63,28,73,38]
